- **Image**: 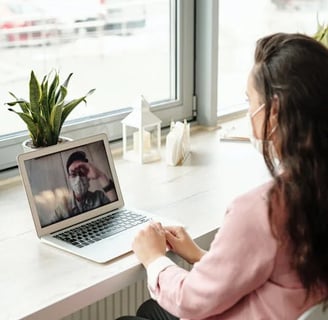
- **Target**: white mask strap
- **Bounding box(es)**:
[251,103,265,118]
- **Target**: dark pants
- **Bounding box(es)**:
[116,299,179,320]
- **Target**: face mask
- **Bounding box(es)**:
[246,103,277,158]
[69,176,89,198]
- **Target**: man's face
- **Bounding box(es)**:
[68,161,90,198]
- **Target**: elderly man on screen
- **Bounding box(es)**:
[63,151,117,217]
[34,151,118,226]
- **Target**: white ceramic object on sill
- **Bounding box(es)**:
[22,136,73,152]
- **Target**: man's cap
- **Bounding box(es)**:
[66,151,88,173]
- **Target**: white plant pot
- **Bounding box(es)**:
[22,136,73,152]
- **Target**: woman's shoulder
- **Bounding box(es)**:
[220,180,278,253]
[226,180,275,224]
[234,180,274,205]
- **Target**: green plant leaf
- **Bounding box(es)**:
[40,76,49,120]
[6,97,30,114]
[313,20,328,48]
[87,88,96,95]
[55,73,72,103]
[7,108,32,124]
[60,97,86,127]
[55,85,68,106]
[60,88,95,125]
[29,71,41,115]
[48,71,59,112]
[6,70,95,148]
[322,27,328,47]
[34,112,53,147]
[8,109,38,141]
[49,104,63,143]
[44,121,55,146]
[62,72,73,88]
[8,91,23,102]
[18,101,30,114]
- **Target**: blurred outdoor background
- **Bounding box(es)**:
[0,0,327,136]
[218,0,328,115]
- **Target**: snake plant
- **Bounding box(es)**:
[5,70,95,148]
[313,21,328,48]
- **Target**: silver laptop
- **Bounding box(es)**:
[18,133,180,263]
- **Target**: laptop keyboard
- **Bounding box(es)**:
[54,209,150,248]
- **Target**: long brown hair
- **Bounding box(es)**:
[253,33,328,299]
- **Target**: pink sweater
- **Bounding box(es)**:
[148,182,324,320]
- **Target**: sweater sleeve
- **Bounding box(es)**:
[147,256,177,299]
[151,188,278,319]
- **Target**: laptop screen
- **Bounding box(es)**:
[18,134,125,236]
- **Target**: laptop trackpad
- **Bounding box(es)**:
[80,223,145,263]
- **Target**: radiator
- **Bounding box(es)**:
[62,259,192,320]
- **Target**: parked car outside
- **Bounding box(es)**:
[0,0,58,46]
[30,0,107,34]
[103,0,146,35]
[0,0,147,47]
[31,0,146,36]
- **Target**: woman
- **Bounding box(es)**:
[119,33,328,319]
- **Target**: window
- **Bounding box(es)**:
[0,0,194,171]
[217,0,328,117]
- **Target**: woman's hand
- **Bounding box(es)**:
[165,226,206,264]
[132,222,167,268]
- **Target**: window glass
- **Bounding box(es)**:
[217,0,328,116]
[0,0,174,136]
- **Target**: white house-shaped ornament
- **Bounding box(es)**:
[121,95,162,164]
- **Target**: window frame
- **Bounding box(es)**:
[0,0,196,172]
